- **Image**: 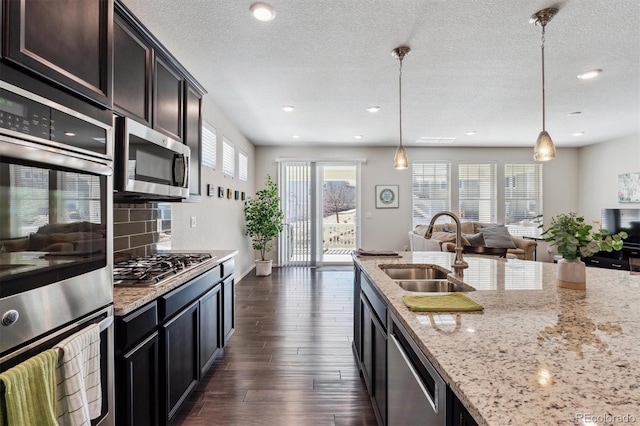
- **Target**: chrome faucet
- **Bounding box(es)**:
[424,211,469,278]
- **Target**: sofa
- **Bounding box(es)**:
[408,221,537,261]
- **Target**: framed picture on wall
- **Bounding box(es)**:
[218,186,225,198]
[619,172,640,203]
[376,185,399,208]
[234,190,240,200]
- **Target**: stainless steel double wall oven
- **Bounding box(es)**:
[0,81,115,425]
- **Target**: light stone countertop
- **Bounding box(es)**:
[113,250,237,316]
[355,251,640,426]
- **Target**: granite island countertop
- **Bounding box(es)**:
[354,251,640,426]
[113,250,237,316]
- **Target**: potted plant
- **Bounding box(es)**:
[244,175,285,276]
[540,212,627,289]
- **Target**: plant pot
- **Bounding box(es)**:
[255,259,273,276]
[556,258,586,290]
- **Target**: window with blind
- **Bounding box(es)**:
[505,163,543,237]
[222,137,235,177]
[412,162,451,227]
[458,162,497,223]
[238,150,248,181]
[201,123,217,169]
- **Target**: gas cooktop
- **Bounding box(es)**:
[113,253,215,287]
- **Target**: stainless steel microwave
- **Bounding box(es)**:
[114,116,190,201]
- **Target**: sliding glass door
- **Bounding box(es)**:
[278,161,360,267]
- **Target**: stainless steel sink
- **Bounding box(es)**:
[396,279,467,292]
[381,266,449,280]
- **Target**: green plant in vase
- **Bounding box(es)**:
[540,212,627,261]
[244,175,284,275]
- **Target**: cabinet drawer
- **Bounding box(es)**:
[222,258,235,279]
[116,301,158,351]
[361,273,387,330]
[159,265,220,322]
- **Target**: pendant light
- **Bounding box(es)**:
[531,8,558,162]
[392,46,411,170]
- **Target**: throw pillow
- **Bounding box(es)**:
[431,231,470,246]
[464,232,485,247]
[479,226,516,249]
[414,225,431,237]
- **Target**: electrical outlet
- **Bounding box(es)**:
[190,216,197,228]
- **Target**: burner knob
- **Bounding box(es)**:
[2,309,19,326]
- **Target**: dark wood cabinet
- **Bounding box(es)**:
[222,276,235,344]
[184,83,203,199]
[115,301,159,426]
[360,293,387,425]
[3,0,113,107]
[154,57,184,141]
[113,12,153,125]
[117,332,160,426]
[162,300,199,422]
[447,388,479,426]
[199,285,222,375]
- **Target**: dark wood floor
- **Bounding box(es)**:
[173,267,377,426]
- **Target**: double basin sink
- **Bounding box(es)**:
[380,265,471,293]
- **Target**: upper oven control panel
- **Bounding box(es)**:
[0,83,112,160]
[0,89,49,138]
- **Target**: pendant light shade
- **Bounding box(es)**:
[534,130,556,161]
[530,8,558,162]
[392,46,411,170]
[394,145,408,170]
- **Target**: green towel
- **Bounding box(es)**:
[0,349,58,426]
[403,293,484,312]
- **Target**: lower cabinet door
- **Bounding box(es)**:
[372,314,387,424]
[199,284,222,375]
[223,277,235,343]
[117,332,160,426]
[162,301,199,422]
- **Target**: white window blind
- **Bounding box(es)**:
[505,163,543,237]
[201,123,217,169]
[458,162,497,223]
[412,162,451,227]
[222,138,235,177]
[238,150,248,181]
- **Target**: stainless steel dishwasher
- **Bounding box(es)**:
[387,317,446,426]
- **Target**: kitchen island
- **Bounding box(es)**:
[354,252,640,425]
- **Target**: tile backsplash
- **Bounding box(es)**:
[113,202,171,260]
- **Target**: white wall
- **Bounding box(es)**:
[256,145,579,255]
[171,96,255,278]
[578,133,640,221]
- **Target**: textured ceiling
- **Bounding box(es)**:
[121,0,640,149]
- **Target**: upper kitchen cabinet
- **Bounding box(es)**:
[113,11,153,126]
[154,57,184,141]
[184,83,203,200]
[3,0,113,108]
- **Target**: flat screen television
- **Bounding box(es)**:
[601,208,640,250]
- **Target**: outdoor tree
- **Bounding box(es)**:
[323,181,355,222]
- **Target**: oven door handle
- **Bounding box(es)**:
[0,136,112,176]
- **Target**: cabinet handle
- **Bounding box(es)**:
[591,260,599,264]
[460,413,467,426]
[612,264,622,268]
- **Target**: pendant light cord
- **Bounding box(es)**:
[541,24,546,132]
[399,56,404,148]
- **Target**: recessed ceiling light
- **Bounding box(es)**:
[250,2,275,21]
[292,135,300,139]
[572,132,585,136]
[577,69,602,80]
[64,132,76,136]
[568,111,582,116]
[354,135,363,139]
[282,105,295,112]
[366,106,381,113]
[465,131,477,136]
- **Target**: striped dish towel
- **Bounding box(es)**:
[54,323,102,425]
[0,349,58,426]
